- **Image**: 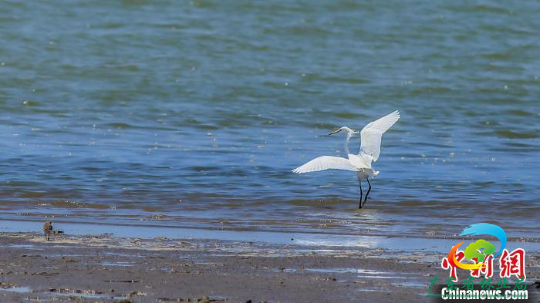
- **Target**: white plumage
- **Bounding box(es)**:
[292,110,400,208]
[292,156,357,173]
[360,110,400,162]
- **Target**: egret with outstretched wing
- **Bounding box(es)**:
[293,110,400,209]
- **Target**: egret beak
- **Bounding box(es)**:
[328,129,342,136]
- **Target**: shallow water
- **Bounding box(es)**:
[0,1,539,240]
[3,220,540,253]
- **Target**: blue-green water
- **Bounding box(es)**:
[0,1,539,239]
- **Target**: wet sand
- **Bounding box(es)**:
[0,232,539,303]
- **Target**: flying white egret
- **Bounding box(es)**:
[293,110,400,209]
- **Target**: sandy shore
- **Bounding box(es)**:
[0,232,538,303]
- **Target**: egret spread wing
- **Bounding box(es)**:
[360,110,400,161]
[292,156,357,174]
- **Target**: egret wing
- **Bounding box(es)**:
[360,110,400,161]
[292,156,357,174]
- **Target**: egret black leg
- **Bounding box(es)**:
[358,179,363,209]
[362,178,372,208]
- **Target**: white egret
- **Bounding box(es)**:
[293,110,400,209]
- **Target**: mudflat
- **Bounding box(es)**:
[1,232,539,303]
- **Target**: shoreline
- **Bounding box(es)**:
[1,218,539,250]
[1,231,539,302]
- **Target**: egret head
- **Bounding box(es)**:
[328,126,357,136]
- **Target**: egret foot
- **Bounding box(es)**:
[361,178,372,208]
[358,179,364,209]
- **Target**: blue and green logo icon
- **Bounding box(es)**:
[448,223,507,270]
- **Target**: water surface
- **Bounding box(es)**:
[0,0,539,240]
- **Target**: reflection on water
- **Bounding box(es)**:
[0,286,32,294]
[2,220,540,252]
